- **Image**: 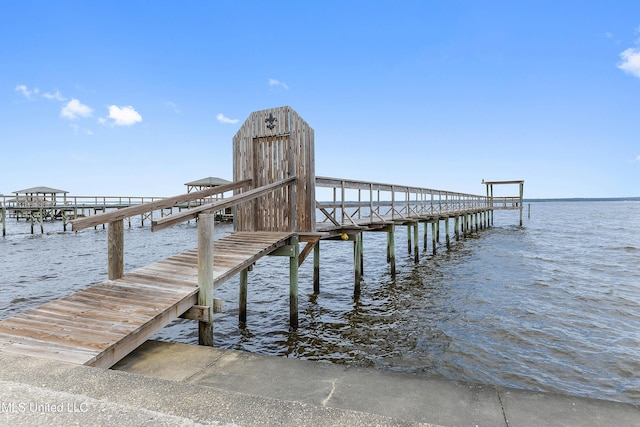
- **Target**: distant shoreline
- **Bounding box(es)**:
[525,197,640,202]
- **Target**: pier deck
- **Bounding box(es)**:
[0,106,525,371]
[0,231,293,368]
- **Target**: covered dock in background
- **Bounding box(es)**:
[185,177,233,221]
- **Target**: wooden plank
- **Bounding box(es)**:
[87,293,198,367]
[0,332,98,364]
[71,180,250,231]
[0,230,297,368]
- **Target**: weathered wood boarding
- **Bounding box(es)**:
[233,106,315,232]
[0,231,292,368]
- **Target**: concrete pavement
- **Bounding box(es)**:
[0,340,638,426]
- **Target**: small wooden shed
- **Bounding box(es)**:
[233,106,315,233]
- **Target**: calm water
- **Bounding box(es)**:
[1,201,639,405]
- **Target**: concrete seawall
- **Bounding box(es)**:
[1,340,638,426]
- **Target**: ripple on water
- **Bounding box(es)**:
[2,203,640,404]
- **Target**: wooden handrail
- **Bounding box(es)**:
[152,176,297,232]
[316,176,485,199]
[71,180,251,231]
[315,176,496,226]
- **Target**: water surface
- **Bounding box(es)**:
[1,202,638,404]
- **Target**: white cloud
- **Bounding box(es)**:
[216,113,239,124]
[15,84,39,98]
[61,99,93,120]
[164,101,180,114]
[105,105,142,126]
[636,155,640,161]
[43,90,67,101]
[268,78,289,90]
[618,47,640,78]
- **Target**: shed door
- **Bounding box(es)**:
[252,135,293,231]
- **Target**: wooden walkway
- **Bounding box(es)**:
[0,231,293,368]
[0,106,523,369]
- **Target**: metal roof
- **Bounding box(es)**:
[184,177,231,187]
[13,186,68,194]
[481,180,524,185]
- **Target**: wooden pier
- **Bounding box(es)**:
[0,178,233,236]
[0,106,524,368]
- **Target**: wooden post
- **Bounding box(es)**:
[359,232,364,277]
[39,205,44,234]
[519,182,524,226]
[239,268,248,323]
[431,221,437,255]
[1,205,5,237]
[313,242,320,294]
[108,219,124,280]
[423,221,428,252]
[289,235,299,328]
[436,220,440,243]
[464,214,469,236]
[454,216,460,241]
[445,217,451,250]
[387,226,396,277]
[197,213,215,346]
[407,224,412,254]
[413,223,419,263]
[354,233,362,295]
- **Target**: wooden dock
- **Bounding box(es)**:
[0,106,524,367]
[0,231,293,368]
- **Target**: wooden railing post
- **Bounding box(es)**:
[198,213,215,346]
[108,219,124,280]
[289,179,297,232]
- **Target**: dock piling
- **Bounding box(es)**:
[431,221,437,255]
[386,226,396,277]
[197,213,215,346]
[413,223,419,263]
[313,242,320,294]
[239,268,248,324]
[289,235,299,328]
[445,217,451,250]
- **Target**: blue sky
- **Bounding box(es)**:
[1,1,639,198]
